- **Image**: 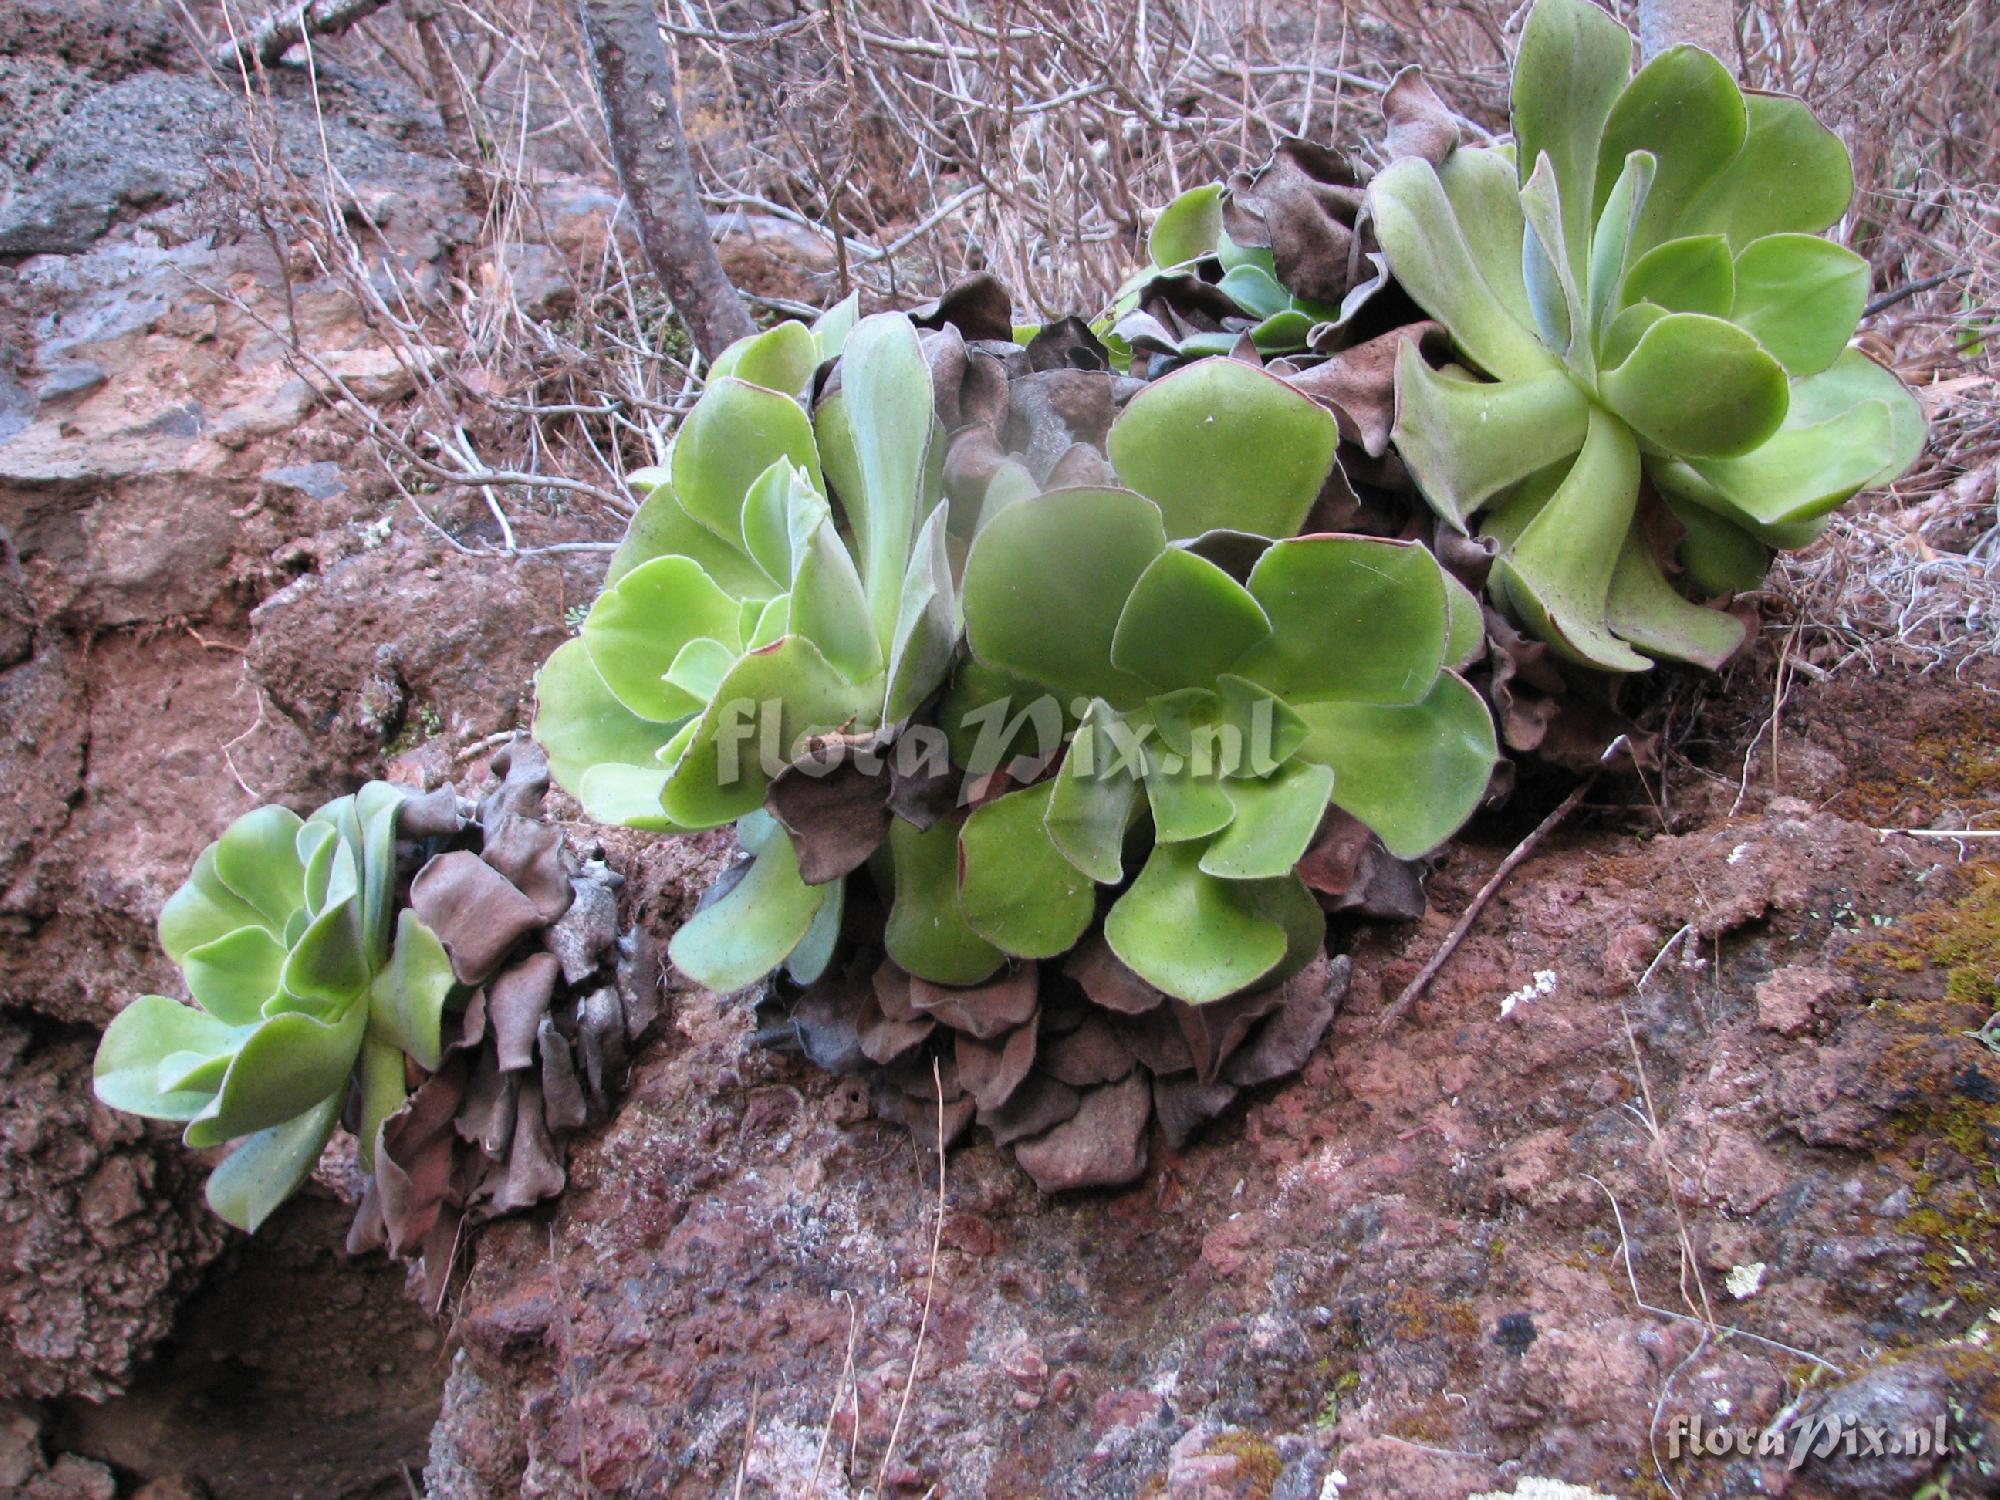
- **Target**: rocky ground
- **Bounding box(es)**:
[2,4,1995,1498]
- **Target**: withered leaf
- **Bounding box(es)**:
[479,810,574,924]
[979,1072,1081,1146]
[1012,1073,1151,1193]
[1223,953,1349,1088]
[1381,66,1460,166]
[1286,322,1446,457]
[490,1079,565,1212]
[909,962,1040,1040]
[488,952,558,1071]
[1223,140,1366,306]
[1065,932,1166,1016]
[411,850,544,985]
[955,1021,1038,1112]
[1172,984,1288,1085]
[1040,1015,1135,1087]
[538,1016,588,1132]
[767,757,893,885]
[911,273,1014,344]
[1152,1073,1239,1151]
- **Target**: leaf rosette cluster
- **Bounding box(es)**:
[1368,0,1926,672]
[93,746,653,1257]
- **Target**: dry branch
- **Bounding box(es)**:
[212,0,396,70]
[576,0,753,362]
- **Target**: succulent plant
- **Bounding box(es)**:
[93,783,455,1231]
[581,324,1498,1011]
[93,745,653,1263]
[1108,71,1463,369]
[533,305,958,981]
[946,358,1495,1003]
[1369,0,1926,673]
[350,743,654,1302]
[532,257,1507,1187]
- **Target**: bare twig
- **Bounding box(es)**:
[213,0,395,70]
[872,1058,947,1499]
[1378,777,1597,1032]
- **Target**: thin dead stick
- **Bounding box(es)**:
[732,1379,760,1499]
[1377,777,1596,1033]
[872,1058,946,1499]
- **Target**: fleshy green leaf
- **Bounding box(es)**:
[1486,408,1651,672]
[1370,158,1557,382]
[204,1095,341,1233]
[180,925,288,1027]
[667,811,830,993]
[1217,263,1293,319]
[1586,150,1657,340]
[575,764,679,832]
[1106,359,1340,542]
[939,658,1071,774]
[1593,44,1746,252]
[1150,182,1224,268]
[1729,234,1868,376]
[1236,536,1448,706]
[1684,401,1893,528]
[1295,671,1498,858]
[786,874,845,986]
[279,896,371,1008]
[184,1001,366,1147]
[1436,147,1535,330]
[1676,349,1924,530]
[666,638,739,703]
[708,319,819,394]
[94,996,239,1121]
[739,460,809,584]
[533,638,680,819]
[606,477,775,597]
[366,909,456,1070]
[352,782,404,967]
[1391,345,1592,529]
[660,635,878,829]
[1597,311,1790,459]
[581,555,743,723]
[1143,751,1236,843]
[1443,569,1486,670]
[355,1037,406,1178]
[672,377,822,546]
[1111,546,1271,690]
[962,486,1165,706]
[1667,496,1771,595]
[883,503,959,725]
[1512,0,1633,283]
[790,519,882,684]
[209,806,307,931]
[883,818,1005,987]
[1199,761,1336,879]
[815,314,935,649]
[1045,699,1139,884]
[158,848,271,967]
[1678,92,1853,251]
[812,292,861,362]
[1520,152,1585,364]
[1601,527,1747,668]
[1618,235,1734,319]
[957,783,1096,958]
[1104,841,1292,1004]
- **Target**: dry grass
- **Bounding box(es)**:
[166,0,1997,668]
